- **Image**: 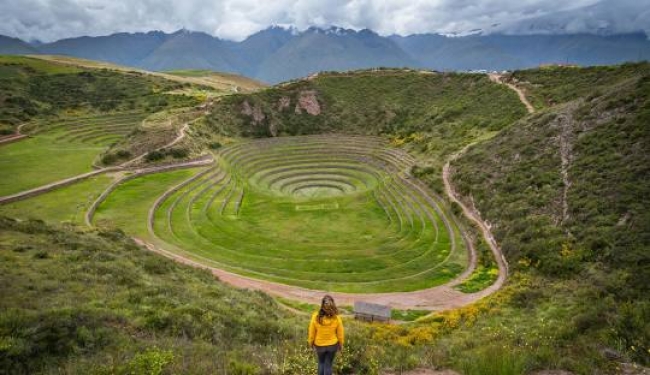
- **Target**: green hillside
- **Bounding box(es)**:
[451,63,650,365]
[0,56,198,134]
[0,217,293,374]
[1,60,649,374]
[504,62,650,110]
[208,69,525,139]
[207,69,528,191]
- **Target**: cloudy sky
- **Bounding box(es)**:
[1,0,649,42]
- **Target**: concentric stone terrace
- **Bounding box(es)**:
[151,135,469,293]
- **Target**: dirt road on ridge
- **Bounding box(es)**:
[489,73,536,113]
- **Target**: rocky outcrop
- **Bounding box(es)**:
[241,100,265,124]
[277,96,291,111]
[294,90,321,115]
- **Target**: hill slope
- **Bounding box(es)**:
[0,36,38,55]
[0,217,292,373]
[0,55,198,134]
[450,63,650,364]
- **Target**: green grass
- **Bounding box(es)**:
[276,297,319,314]
[0,174,112,224]
[93,168,204,236]
[507,62,650,110]
[391,309,431,322]
[87,135,472,293]
[138,136,469,293]
[0,55,82,76]
[0,111,150,197]
[455,265,499,293]
[0,135,102,196]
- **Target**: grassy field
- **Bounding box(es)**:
[1,132,474,293]
[0,135,101,196]
[0,112,146,196]
[0,174,112,224]
[94,168,204,235]
[138,136,468,292]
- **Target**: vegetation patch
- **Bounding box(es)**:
[139,136,470,292]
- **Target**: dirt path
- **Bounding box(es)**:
[489,73,536,114]
[136,237,498,310]
[119,114,203,168]
[442,145,509,295]
[0,123,29,146]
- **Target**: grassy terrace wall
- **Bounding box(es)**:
[92,135,471,293]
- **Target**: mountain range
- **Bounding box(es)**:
[1,26,649,83]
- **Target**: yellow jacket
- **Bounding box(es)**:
[308,312,344,347]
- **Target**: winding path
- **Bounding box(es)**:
[119,113,204,167]
[0,123,29,146]
[489,73,536,113]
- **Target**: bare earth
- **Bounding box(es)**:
[382,369,460,375]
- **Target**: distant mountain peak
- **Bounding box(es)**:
[2,24,649,84]
[303,26,358,36]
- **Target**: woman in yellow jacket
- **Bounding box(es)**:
[308,295,344,375]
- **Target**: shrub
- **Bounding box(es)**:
[167,148,189,159]
[145,150,165,162]
[123,347,174,375]
[32,250,49,259]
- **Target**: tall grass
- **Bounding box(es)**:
[459,346,527,375]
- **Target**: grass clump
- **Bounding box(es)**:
[459,346,526,375]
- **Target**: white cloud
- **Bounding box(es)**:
[0,0,648,42]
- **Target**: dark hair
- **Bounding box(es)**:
[318,295,339,324]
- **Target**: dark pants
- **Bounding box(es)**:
[315,344,338,375]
